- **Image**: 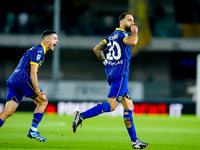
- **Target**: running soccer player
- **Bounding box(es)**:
[0,30,58,142]
[72,13,149,149]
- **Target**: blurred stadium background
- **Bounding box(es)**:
[0,0,200,116]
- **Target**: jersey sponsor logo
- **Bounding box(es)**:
[107,60,123,66]
[36,54,41,61]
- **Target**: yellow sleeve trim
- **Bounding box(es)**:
[30,61,39,66]
[103,39,107,44]
[123,36,129,43]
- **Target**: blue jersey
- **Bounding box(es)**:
[103,28,132,77]
[7,43,46,83]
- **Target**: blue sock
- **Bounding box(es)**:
[81,102,111,119]
[124,109,137,142]
[0,118,4,127]
[30,113,44,131]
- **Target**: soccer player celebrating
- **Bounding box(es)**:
[0,30,58,142]
[72,13,149,149]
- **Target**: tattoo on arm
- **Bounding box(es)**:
[93,41,107,62]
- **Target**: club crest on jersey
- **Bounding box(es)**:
[124,33,129,37]
[36,54,41,61]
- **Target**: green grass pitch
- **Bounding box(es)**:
[0,112,200,150]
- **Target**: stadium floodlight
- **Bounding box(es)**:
[196,54,200,117]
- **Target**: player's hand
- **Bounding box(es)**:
[33,100,38,105]
[37,91,48,102]
[131,25,138,34]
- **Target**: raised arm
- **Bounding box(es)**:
[93,40,107,65]
[123,25,138,47]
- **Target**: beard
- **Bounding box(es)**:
[124,25,131,32]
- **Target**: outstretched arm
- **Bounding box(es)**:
[93,40,107,65]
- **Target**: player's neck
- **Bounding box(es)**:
[119,23,125,30]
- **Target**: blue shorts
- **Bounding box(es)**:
[107,75,131,103]
[6,81,43,104]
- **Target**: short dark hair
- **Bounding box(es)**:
[119,12,132,21]
[41,30,57,39]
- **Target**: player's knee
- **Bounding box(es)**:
[111,106,116,111]
[37,99,48,106]
[108,100,118,111]
[42,100,48,107]
[6,109,15,118]
[109,103,116,111]
[125,121,132,128]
